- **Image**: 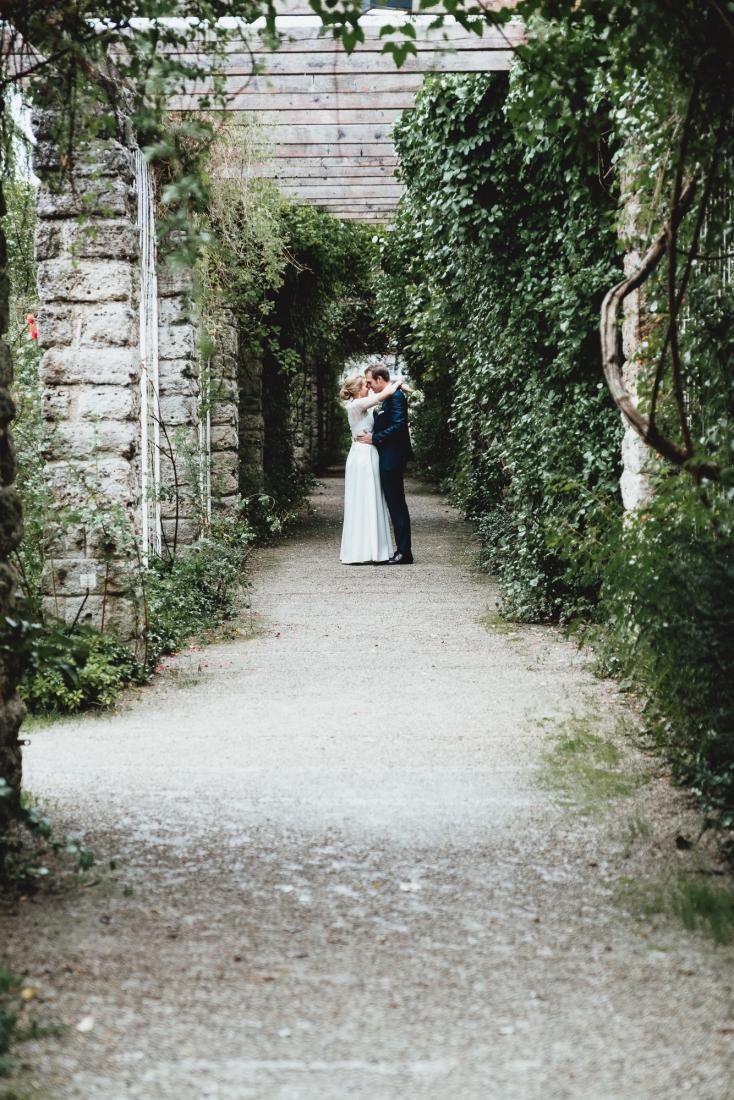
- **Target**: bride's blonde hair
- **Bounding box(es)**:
[340,372,364,401]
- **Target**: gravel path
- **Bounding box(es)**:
[5,476,734,1099]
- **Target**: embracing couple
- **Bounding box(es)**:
[339,364,414,566]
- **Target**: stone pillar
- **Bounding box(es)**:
[292,358,318,472]
[238,347,265,495]
[156,266,201,550]
[208,311,239,512]
[157,288,238,533]
[34,111,143,640]
[308,360,319,466]
[0,176,26,797]
[619,172,654,512]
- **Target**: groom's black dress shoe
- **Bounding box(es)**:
[387,552,413,565]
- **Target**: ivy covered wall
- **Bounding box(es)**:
[379,71,622,623]
[380,7,734,822]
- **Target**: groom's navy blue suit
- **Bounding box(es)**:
[371,389,413,560]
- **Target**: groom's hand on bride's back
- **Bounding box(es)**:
[356,431,373,444]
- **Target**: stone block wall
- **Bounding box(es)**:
[33,112,243,646]
[238,348,265,495]
[208,309,239,511]
[34,111,143,640]
[292,359,319,473]
[156,265,200,551]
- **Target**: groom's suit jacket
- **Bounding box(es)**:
[371,389,414,473]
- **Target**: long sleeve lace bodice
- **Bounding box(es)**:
[345,391,383,438]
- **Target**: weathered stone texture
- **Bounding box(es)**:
[35,118,143,640]
[79,305,138,348]
[619,174,654,513]
[37,259,138,303]
[158,359,197,395]
[44,455,139,516]
[210,424,238,451]
[293,358,319,472]
[155,290,239,533]
[156,265,201,548]
[76,385,138,420]
[211,451,238,498]
[238,348,264,495]
[31,111,243,652]
[159,322,195,359]
[37,305,73,347]
[53,421,138,460]
[36,176,134,219]
[158,393,198,428]
[35,218,139,263]
[40,346,139,387]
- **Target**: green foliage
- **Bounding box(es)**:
[379,70,622,621]
[19,625,145,715]
[0,994,16,1057]
[0,776,93,891]
[375,5,734,817]
[263,204,385,480]
[2,144,266,717]
[4,175,47,599]
[543,712,645,814]
[202,132,385,493]
[593,480,734,821]
[2,0,282,268]
[517,5,734,815]
[406,380,460,484]
[620,871,734,944]
[672,876,734,944]
[0,966,65,1081]
[143,494,258,659]
[14,494,267,715]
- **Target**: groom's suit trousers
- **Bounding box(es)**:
[381,466,412,558]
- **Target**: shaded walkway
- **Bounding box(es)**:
[6,478,733,1099]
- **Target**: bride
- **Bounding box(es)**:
[339,371,409,564]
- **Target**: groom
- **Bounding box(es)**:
[357,364,414,565]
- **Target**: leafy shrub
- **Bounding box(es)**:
[378,70,622,622]
[144,539,246,659]
[19,628,145,715]
[143,491,287,660]
[0,970,17,1055]
[1,778,93,892]
[595,480,734,821]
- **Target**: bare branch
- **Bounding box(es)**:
[600,176,723,482]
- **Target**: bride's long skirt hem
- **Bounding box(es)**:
[340,441,394,564]
[339,555,391,564]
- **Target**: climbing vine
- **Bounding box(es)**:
[379,69,622,622]
[378,6,734,821]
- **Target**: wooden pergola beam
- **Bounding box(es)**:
[187,7,519,219]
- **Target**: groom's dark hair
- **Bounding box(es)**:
[366,364,390,383]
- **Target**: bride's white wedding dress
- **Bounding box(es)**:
[340,393,394,564]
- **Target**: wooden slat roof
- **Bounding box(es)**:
[216,7,520,221]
